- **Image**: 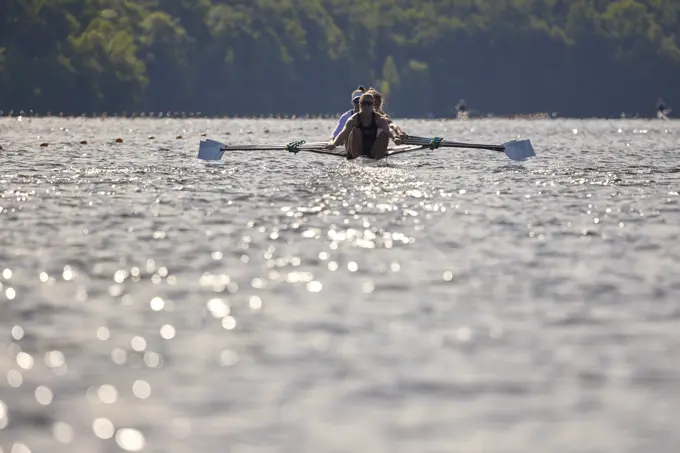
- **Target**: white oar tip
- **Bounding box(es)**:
[197,139,225,161]
[503,139,536,161]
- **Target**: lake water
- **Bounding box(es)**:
[1,117,679,453]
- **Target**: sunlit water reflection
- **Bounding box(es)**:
[1,117,679,453]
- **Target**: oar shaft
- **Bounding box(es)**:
[220,146,287,151]
[219,146,344,157]
[386,145,428,156]
[403,136,504,152]
[442,142,505,152]
[220,142,328,151]
[298,148,345,157]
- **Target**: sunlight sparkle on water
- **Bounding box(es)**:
[10,444,31,453]
[35,386,53,405]
[144,351,162,368]
[160,324,176,339]
[7,370,22,387]
[114,270,128,283]
[131,336,147,352]
[251,277,266,288]
[249,295,263,310]
[0,400,7,429]
[306,281,322,292]
[207,298,230,317]
[62,266,74,280]
[97,326,110,340]
[221,316,236,330]
[132,380,152,399]
[52,422,74,444]
[111,349,127,365]
[45,351,65,368]
[11,326,24,340]
[16,353,33,370]
[92,418,115,439]
[286,271,313,283]
[150,296,165,311]
[220,349,240,366]
[97,385,118,404]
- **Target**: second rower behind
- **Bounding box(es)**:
[327,92,395,160]
[657,97,671,119]
[366,88,407,140]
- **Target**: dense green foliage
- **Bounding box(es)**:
[1,0,679,117]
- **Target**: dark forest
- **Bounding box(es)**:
[1,0,678,117]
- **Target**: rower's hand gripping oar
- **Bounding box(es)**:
[403,135,536,161]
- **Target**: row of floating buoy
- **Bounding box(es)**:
[483,112,555,119]
[28,133,208,147]
[1,131,279,149]
[1,110,344,119]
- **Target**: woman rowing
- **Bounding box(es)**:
[327,92,395,159]
[366,88,407,140]
[330,86,365,146]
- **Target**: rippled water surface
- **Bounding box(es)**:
[1,117,679,453]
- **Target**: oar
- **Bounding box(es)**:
[402,135,536,161]
[385,144,432,157]
[197,139,340,161]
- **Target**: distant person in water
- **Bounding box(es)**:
[456,99,469,119]
[330,86,365,145]
[327,92,395,160]
[456,99,467,113]
[656,97,671,119]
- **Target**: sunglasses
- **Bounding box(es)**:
[360,101,374,106]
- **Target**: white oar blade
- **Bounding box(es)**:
[198,139,225,161]
[503,139,536,161]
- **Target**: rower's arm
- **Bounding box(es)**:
[377,117,395,140]
[330,115,355,146]
[331,110,352,141]
[391,122,406,137]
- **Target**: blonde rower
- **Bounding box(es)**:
[366,88,407,139]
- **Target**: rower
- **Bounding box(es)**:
[366,88,407,141]
[327,92,395,160]
[657,97,666,112]
[656,97,670,119]
[456,99,469,119]
[330,86,365,145]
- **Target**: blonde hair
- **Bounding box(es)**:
[366,88,386,115]
[366,88,392,121]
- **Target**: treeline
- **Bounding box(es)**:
[1,0,679,117]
